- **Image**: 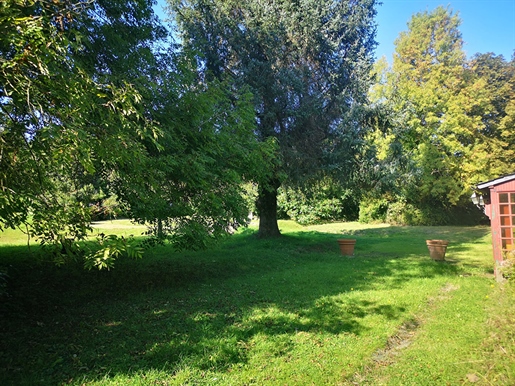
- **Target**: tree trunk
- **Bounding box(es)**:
[256,180,282,238]
[157,218,164,239]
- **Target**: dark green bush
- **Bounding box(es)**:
[358,198,389,223]
[359,197,487,226]
[384,200,487,226]
[277,185,359,225]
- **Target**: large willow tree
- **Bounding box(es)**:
[169,0,378,237]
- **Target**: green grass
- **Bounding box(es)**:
[0,220,512,385]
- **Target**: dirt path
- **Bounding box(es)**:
[342,283,460,385]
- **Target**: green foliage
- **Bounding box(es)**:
[125,63,275,245]
[359,199,435,227]
[170,0,379,236]
[1,0,275,264]
[240,182,258,216]
[358,198,389,223]
[0,0,160,259]
[168,220,221,251]
[385,7,471,206]
[499,250,515,282]
[75,0,167,87]
[278,180,359,225]
[366,7,515,224]
[84,234,144,270]
[359,196,486,226]
[385,201,428,226]
[466,52,515,181]
[90,193,128,221]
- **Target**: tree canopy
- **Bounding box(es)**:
[0,0,273,267]
[169,0,379,237]
[365,6,515,225]
[1,0,158,246]
[2,1,514,267]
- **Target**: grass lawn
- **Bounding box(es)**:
[1,220,514,385]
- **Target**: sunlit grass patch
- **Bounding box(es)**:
[0,225,33,246]
[351,276,492,385]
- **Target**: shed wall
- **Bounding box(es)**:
[488,181,515,278]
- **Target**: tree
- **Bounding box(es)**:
[123,53,277,249]
[467,52,515,181]
[68,0,273,251]
[1,0,272,267]
[74,0,167,86]
[0,1,159,253]
[168,0,378,237]
[366,7,514,225]
[391,6,471,206]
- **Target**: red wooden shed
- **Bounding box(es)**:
[475,173,515,279]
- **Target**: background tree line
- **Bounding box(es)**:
[1,1,513,267]
[361,6,515,226]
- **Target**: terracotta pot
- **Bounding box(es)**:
[337,239,356,256]
[426,239,449,261]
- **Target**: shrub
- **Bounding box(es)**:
[385,201,426,225]
[358,198,389,223]
[277,185,359,225]
[500,251,515,282]
[384,200,487,226]
[90,194,128,221]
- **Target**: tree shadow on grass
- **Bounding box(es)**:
[0,224,492,385]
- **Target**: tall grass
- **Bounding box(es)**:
[1,220,511,385]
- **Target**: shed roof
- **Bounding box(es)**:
[477,173,515,189]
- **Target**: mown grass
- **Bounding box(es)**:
[0,220,512,385]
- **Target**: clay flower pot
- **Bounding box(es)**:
[337,239,356,256]
[426,239,449,261]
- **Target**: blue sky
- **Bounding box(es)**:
[155,0,515,62]
[375,0,515,61]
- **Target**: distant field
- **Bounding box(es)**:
[0,219,147,246]
[91,219,147,231]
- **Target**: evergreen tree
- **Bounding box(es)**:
[467,52,515,181]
